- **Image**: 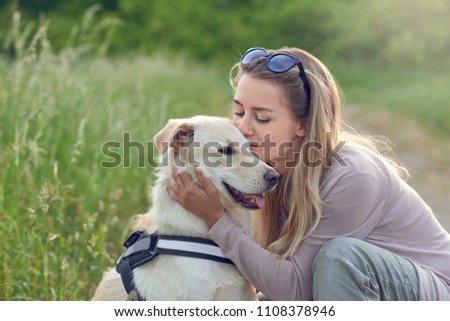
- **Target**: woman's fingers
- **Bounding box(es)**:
[195,168,216,195]
[167,168,225,227]
[168,168,219,203]
[168,170,202,201]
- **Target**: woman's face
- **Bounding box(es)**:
[232,73,306,176]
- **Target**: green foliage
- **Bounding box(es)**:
[1,0,449,67]
[0,17,230,300]
[329,61,450,135]
[0,0,336,64]
[324,0,450,67]
[113,0,335,63]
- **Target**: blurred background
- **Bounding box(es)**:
[1,0,449,300]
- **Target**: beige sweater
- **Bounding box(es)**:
[208,144,450,300]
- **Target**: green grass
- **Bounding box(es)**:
[0,51,232,300]
[1,48,449,300]
[329,61,450,136]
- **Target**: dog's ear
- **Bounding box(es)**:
[154,119,179,154]
[170,125,194,153]
[153,119,194,154]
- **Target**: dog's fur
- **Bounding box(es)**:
[92,116,278,300]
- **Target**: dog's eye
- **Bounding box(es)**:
[219,146,234,155]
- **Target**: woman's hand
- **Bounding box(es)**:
[168,168,225,227]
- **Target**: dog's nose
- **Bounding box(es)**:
[264,169,280,187]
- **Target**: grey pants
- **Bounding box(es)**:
[312,237,420,300]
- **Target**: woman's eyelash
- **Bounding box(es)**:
[234,111,270,123]
[256,117,270,123]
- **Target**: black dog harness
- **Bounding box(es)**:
[116,231,234,300]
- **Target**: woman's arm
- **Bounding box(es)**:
[169,168,385,300]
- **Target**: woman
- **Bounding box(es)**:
[168,47,450,300]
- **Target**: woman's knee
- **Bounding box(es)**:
[313,237,373,278]
[313,237,363,266]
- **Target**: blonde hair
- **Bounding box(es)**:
[230,47,408,259]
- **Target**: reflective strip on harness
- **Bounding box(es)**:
[157,238,226,257]
[156,237,233,264]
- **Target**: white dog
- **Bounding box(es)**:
[92,116,279,300]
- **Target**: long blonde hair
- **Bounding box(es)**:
[230,47,407,259]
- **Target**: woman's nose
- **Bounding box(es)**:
[235,115,254,137]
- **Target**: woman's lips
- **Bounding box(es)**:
[248,141,276,168]
[249,142,260,155]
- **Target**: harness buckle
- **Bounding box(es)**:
[123,231,143,248]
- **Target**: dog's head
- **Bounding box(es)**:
[154,116,279,210]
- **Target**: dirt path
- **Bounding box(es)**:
[343,105,450,232]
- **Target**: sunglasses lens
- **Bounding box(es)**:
[268,54,298,73]
[240,48,268,65]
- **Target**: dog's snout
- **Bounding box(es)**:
[264,169,280,187]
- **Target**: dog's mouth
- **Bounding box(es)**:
[223,182,266,209]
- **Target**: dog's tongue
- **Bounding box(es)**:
[244,193,266,209]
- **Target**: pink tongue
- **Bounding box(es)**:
[244,194,266,209]
[255,195,266,208]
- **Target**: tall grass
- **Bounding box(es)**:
[2,11,449,301]
[0,15,231,300]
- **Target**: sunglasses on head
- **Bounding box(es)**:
[240,47,311,104]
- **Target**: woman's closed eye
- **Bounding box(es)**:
[256,116,270,123]
[233,109,271,123]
